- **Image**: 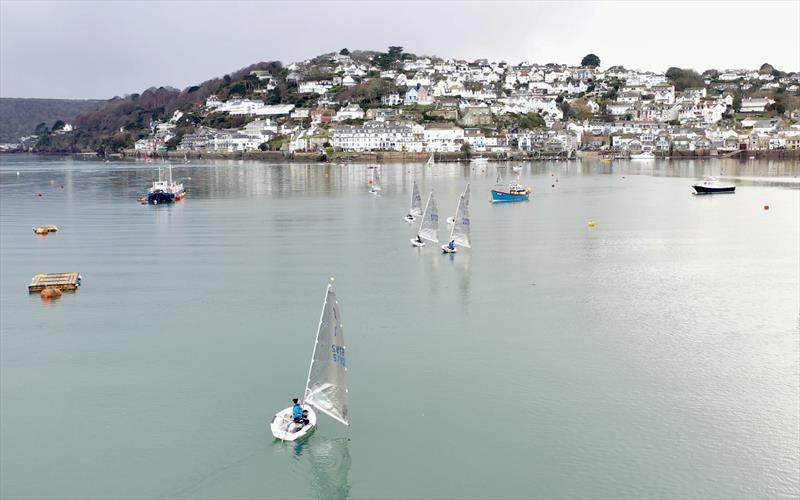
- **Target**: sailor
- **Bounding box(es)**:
[416,235,424,244]
[292,398,307,425]
[447,240,455,250]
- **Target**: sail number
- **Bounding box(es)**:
[331,344,346,367]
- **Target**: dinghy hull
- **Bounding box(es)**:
[270,405,317,441]
[491,190,529,202]
[410,239,426,247]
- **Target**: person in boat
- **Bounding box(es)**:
[447,240,455,251]
[415,235,423,244]
[292,398,308,425]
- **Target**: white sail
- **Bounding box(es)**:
[418,191,439,243]
[409,180,422,216]
[450,184,471,248]
[426,154,434,166]
[304,281,349,426]
[371,167,382,191]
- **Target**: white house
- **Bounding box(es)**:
[334,104,365,122]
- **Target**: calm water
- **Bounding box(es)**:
[1,156,798,499]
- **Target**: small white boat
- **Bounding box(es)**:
[471,156,489,165]
[692,176,735,194]
[441,184,471,254]
[446,217,455,225]
[629,151,655,160]
[404,179,422,222]
[411,191,439,247]
[270,279,349,441]
[426,154,434,167]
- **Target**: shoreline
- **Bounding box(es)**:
[2,149,798,162]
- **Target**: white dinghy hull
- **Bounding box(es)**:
[270,405,317,441]
[411,239,426,247]
[441,245,457,253]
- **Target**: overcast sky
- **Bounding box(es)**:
[1,0,798,99]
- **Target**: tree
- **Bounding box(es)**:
[732,94,742,112]
[258,142,268,151]
[339,48,350,56]
[581,53,600,67]
[34,122,49,134]
[460,143,472,157]
[759,63,775,74]
[51,120,65,131]
[665,67,704,91]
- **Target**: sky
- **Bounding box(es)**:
[1,0,799,99]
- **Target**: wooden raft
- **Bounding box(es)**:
[28,272,80,292]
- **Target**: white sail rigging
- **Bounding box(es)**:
[304,281,349,426]
[426,154,434,166]
[449,184,471,248]
[418,191,439,243]
[370,167,382,192]
[409,180,422,216]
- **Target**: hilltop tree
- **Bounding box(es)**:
[51,120,65,131]
[581,53,600,67]
[759,63,775,74]
[339,48,350,56]
[665,67,704,91]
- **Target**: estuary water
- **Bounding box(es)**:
[1,156,798,499]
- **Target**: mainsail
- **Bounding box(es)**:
[450,184,471,248]
[371,167,382,191]
[418,191,439,243]
[305,281,349,426]
[409,180,422,216]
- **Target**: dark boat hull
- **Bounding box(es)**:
[693,185,735,194]
[148,191,176,204]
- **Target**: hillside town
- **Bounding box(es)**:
[14,48,800,158]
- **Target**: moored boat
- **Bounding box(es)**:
[491,182,531,202]
[629,151,655,160]
[147,166,185,204]
[692,176,735,194]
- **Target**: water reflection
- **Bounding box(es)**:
[304,436,352,500]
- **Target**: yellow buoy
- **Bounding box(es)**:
[587,220,596,228]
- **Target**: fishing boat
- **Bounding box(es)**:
[491,178,531,202]
[692,176,735,194]
[411,191,439,247]
[147,165,185,204]
[404,180,423,222]
[368,166,382,195]
[630,151,655,160]
[442,184,471,254]
[270,279,349,442]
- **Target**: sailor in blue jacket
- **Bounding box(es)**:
[292,398,307,424]
[447,240,455,250]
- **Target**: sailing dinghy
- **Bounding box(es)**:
[447,184,470,225]
[405,180,423,222]
[369,167,382,195]
[270,279,349,441]
[411,191,439,247]
[442,184,471,254]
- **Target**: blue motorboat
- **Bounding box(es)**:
[491,182,531,202]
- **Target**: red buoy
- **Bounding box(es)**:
[37,192,43,197]
[763,204,770,210]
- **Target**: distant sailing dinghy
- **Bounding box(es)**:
[442,184,471,254]
[411,191,439,247]
[404,180,423,222]
[369,167,382,195]
[270,279,349,441]
[447,184,470,225]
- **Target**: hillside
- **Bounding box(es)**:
[0,98,103,142]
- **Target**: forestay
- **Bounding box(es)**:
[304,282,349,426]
[409,180,422,216]
[450,184,471,248]
[418,191,440,243]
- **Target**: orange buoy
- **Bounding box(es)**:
[763,204,770,210]
[40,288,63,299]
